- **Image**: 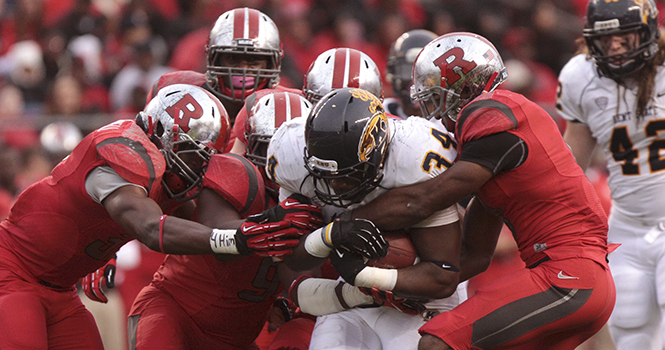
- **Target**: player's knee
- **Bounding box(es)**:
[418,334,452,350]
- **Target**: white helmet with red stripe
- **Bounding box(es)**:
[303,48,383,104]
[206,7,283,103]
[245,91,313,167]
[137,84,230,200]
[411,32,507,121]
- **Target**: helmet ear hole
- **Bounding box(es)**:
[155,121,165,138]
[136,113,148,133]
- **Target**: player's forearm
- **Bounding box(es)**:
[351,184,434,230]
[393,263,460,299]
[458,198,504,281]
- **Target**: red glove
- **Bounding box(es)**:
[258,193,323,233]
[358,287,427,315]
[236,219,302,259]
[82,255,117,303]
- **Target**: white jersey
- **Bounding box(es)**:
[557,53,665,225]
[267,116,463,312]
[266,116,460,227]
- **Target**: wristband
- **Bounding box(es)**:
[354,267,398,291]
[158,215,167,253]
[304,226,333,258]
[210,229,239,254]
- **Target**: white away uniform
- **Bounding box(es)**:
[557,53,665,350]
[266,116,466,350]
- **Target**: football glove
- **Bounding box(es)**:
[259,193,323,232]
[82,255,117,303]
[235,217,302,258]
[324,218,388,260]
[358,287,427,315]
[328,248,367,285]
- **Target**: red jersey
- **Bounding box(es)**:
[149,153,279,348]
[456,90,609,267]
[0,120,172,288]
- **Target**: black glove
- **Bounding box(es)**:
[255,194,323,233]
[326,218,388,260]
[329,248,367,285]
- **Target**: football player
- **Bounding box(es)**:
[228,47,387,156]
[558,1,664,349]
[146,7,301,152]
[0,84,304,349]
[267,87,466,350]
[384,29,438,119]
[128,90,323,350]
[347,32,615,350]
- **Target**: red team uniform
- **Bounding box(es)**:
[419,90,616,349]
[129,153,282,350]
[0,120,176,349]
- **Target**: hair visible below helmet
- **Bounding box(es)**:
[386,29,438,104]
[304,87,390,208]
[245,91,313,167]
[303,48,383,104]
[411,32,508,121]
[206,7,282,103]
[137,84,230,201]
[584,0,660,79]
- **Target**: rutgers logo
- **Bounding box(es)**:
[165,93,203,132]
[358,112,388,162]
[433,47,477,86]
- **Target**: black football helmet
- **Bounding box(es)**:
[386,29,438,105]
[304,88,390,208]
[584,0,660,79]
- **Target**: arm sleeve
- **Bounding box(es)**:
[85,166,147,204]
[458,131,527,174]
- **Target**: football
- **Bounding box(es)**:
[366,230,418,269]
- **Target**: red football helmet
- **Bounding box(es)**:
[303,48,383,104]
[245,91,313,167]
[206,8,283,104]
[137,84,230,200]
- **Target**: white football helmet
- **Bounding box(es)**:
[303,48,383,104]
[137,84,230,200]
[411,32,508,121]
[206,8,282,103]
[245,91,312,167]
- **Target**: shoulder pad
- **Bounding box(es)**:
[384,118,457,187]
[266,118,313,197]
[557,54,597,123]
[456,91,518,145]
[95,122,166,192]
[203,153,266,217]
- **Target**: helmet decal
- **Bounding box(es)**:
[358,111,389,162]
[433,47,477,87]
[165,93,203,133]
